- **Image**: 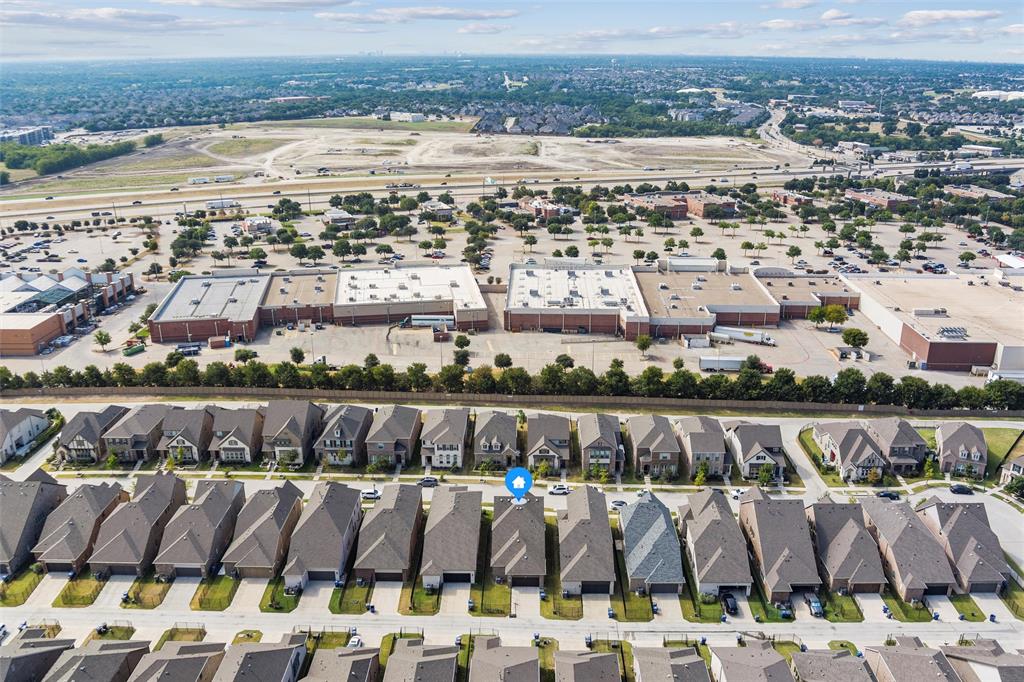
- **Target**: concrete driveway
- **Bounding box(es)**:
[95,575,135,608]
[971,592,1014,623]
[727,593,755,624]
[855,592,892,623]
[926,595,958,622]
[511,586,541,618]
[162,577,201,610]
[582,593,611,620]
[293,581,333,616]
[653,595,684,621]
[228,578,268,614]
[370,581,403,615]
[441,583,471,615]
[26,573,67,607]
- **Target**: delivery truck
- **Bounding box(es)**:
[206,199,241,210]
[699,356,773,373]
[712,326,777,346]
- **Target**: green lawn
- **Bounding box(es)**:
[541,517,582,620]
[310,631,350,649]
[122,571,170,609]
[882,588,932,622]
[457,634,473,682]
[330,580,373,614]
[982,428,1023,482]
[379,632,423,670]
[820,590,863,623]
[470,512,511,616]
[53,570,104,607]
[86,626,136,642]
[154,628,205,651]
[746,579,790,623]
[190,576,238,611]
[206,138,288,157]
[592,641,635,682]
[829,640,859,655]
[537,638,559,682]
[678,547,724,623]
[233,630,263,644]
[0,569,42,607]
[610,519,653,622]
[948,593,985,622]
[259,578,299,613]
[999,577,1024,620]
[773,641,803,663]
[399,578,440,616]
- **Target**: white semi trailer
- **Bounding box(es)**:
[713,326,777,346]
[699,356,745,372]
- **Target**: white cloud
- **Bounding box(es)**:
[155,0,353,9]
[1001,23,1024,34]
[898,9,1002,27]
[316,6,519,24]
[759,18,822,30]
[770,0,816,8]
[820,9,883,26]
[457,22,509,34]
[0,7,248,31]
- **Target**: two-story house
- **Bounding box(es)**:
[627,415,680,478]
[813,422,887,483]
[262,400,324,468]
[525,413,571,471]
[54,406,129,465]
[314,404,373,466]
[865,417,928,475]
[365,405,422,467]
[156,407,214,464]
[208,406,265,464]
[420,408,469,469]
[0,408,50,465]
[676,416,726,479]
[473,411,520,468]
[577,413,623,474]
[725,422,786,480]
[102,404,178,463]
[935,422,987,477]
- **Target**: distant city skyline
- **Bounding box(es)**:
[1,0,1022,63]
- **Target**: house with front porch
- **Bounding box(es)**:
[525,413,571,471]
[156,407,214,464]
[365,405,422,467]
[627,415,680,478]
[812,422,886,482]
[0,408,49,465]
[208,406,265,464]
[314,404,372,466]
[261,400,324,468]
[102,404,178,463]
[935,422,988,477]
[53,406,129,465]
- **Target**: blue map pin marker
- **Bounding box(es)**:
[505,467,532,503]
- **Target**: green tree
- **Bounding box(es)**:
[494,353,513,369]
[786,245,802,263]
[841,328,869,349]
[693,460,709,487]
[823,304,848,329]
[454,335,471,350]
[306,245,325,265]
[289,347,305,364]
[289,243,308,263]
[93,330,111,351]
[958,251,976,268]
[757,463,775,485]
[635,334,652,358]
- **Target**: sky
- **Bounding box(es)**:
[1,0,1022,62]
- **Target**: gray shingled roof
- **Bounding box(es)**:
[553,651,620,682]
[155,480,244,572]
[354,484,421,575]
[577,413,621,452]
[815,422,882,469]
[0,628,76,682]
[0,471,65,572]
[105,405,177,444]
[806,501,885,588]
[917,498,1010,587]
[221,481,302,573]
[283,481,361,579]
[865,637,959,682]
[935,422,986,460]
[790,650,874,682]
[740,487,820,595]
[366,405,421,444]
[866,417,925,453]
[491,493,546,579]
[628,415,681,454]
[473,411,519,461]
[127,642,225,682]
[209,406,263,453]
[382,638,458,682]
[558,486,615,586]
[632,647,711,682]
[728,423,784,464]
[0,408,47,448]
[526,413,570,457]
[89,473,185,570]
[57,406,128,450]
[711,641,794,682]
[941,639,1024,679]
[156,407,211,453]
[263,400,323,441]
[318,404,372,444]
[679,490,753,590]
[32,482,124,567]
[420,485,481,578]
[306,648,380,682]
[212,633,306,682]
[43,640,150,682]
[861,497,956,592]
[678,416,726,456]
[620,492,684,587]
[469,636,539,682]
[421,408,469,446]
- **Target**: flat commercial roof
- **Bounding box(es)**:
[755,271,858,305]
[0,312,58,330]
[335,264,485,311]
[846,274,1024,345]
[263,272,338,308]
[0,290,35,313]
[636,270,774,318]
[506,264,648,317]
[152,272,270,323]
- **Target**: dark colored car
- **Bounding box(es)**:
[949,484,974,495]
[418,476,439,488]
[804,593,824,617]
[721,592,738,616]
[876,490,900,500]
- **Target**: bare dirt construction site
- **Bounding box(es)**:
[1,117,806,200]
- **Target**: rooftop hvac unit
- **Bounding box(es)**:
[283,277,291,283]
[316,275,324,282]
[787,281,794,287]
[526,270,534,276]
[765,281,773,286]
[620,298,628,305]
[450,281,459,287]
[369,294,378,299]
[568,270,576,278]
[348,296,356,302]
[201,281,212,287]
[249,279,260,283]
[413,292,421,298]
[279,288,287,294]
[600,287,610,296]
[190,299,200,305]
[808,281,816,286]
[314,286,323,292]
[410,273,419,279]
[671,304,678,309]
[731,283,742,291]
[398,283,407,290]
[369,283,376,288]
[434,294,443,300]
[696,275,707,282]
[670,294,680,300]
[292,299,299,305]
[605,271,613,277]
[227,297,237,303]
[692,283,703,290]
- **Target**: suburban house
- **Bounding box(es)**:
[221,481,303,579]
[676,416,726,479]
[128,642,226,682]
[420,408,469,469]
[0,407,49,465]
[790,649,875,682]
[738,487,821,603]
[32,482,126,574]
[805,499,886,593]
[1000,450,1024,486]
[577,413,624,474]
[935,422,988,476]
[724,422,786,480]
[420,200,455,220]
[306,648,380,682]
[554,651,621,682]
[283,481,362,590]
[420,485,482,589]
[262,400,324,468]
[865,417,928,474]
[526,413,571,471]
[941,639,1024,682]
[314,404,372,466]
[0,470,67,577]
[627,415,681,478]
[864,637,961,682]
[491,493,546,586]
[916,498,1010,593]
[0,628,76,681]
[365,405,422,467]
[469,636,539,682]
[620,492,685,594]
[208,406,265,464]
[557,485,615,595]
[154,480,245,579]
[861,497,957,601]
[45,640,150,682]
[677,490,753,597]
[353,483,423,583]
[213,633,307,682]
[473,410,520,468]
[89,472,187,577]
[103,404,178,463]
[156,407,214,464]
[53,406,129,464]
[710,641,794,682]
[812,422,886,483]
[632,647,711,682]
[383,639,458,682]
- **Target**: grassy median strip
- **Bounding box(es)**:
[541,517,582,620]
[259,577,299,613]
[53,569,104,608]
[190,576,238,611]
